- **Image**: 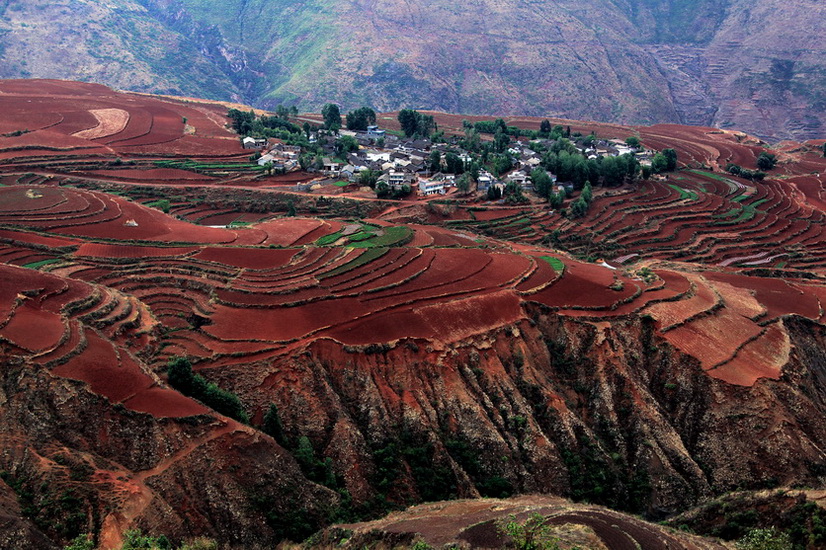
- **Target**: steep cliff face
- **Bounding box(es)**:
[232,308,826,519]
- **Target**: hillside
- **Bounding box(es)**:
[1,80,826,548]
[0,0,824,141]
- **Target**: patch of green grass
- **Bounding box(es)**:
[23,258,61,269]
[668,184,698,201]
[349,226,413,248]
[228,220,252,227]
[319,247,389,278]
[333,180,349,187]
[316,232,343,245]
[540,256,565,273]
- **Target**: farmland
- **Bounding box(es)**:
[2,80,826,549]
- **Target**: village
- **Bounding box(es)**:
[240,117,660,206]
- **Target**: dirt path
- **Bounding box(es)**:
[97,419,241,549]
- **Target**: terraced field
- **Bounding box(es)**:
[4,80,826,548]
[1,182,823,392]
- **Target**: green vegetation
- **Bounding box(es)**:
[154,159,263,175]
[319,247,388,278]
[345,106,376,131]
[625,136,641,148]
[736,528,791,550]
[651,149,677,174]
[2,469,87,543]
[540,256,565,273]
[322,103,342,131]
[333,180,349,187]
[757,152,778,171]
[166,356,249,423]
[397,109,435,138]
[727,163,766,181]
[67,529,218,549]
[668,183,698,200]
[23,258,61,269]
[496,513,561,550]
[145,199,171,213]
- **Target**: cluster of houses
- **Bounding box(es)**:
[244,126,653,198]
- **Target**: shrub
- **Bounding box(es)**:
[496,513,560,550]
[166,357,249,423]
[736,527,791,550]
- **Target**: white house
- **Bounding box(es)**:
[419,179,446,196]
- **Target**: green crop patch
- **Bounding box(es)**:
[319,247,389,278]
[540,256,565,273]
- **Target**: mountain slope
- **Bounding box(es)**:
[0,0,824,140]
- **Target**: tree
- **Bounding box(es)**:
[263,403,287,446]
[539,119,551,136]
[549,189,565,209]
[504,181,526,203]
[757,152,777,171]
[335,135,358,155]
[570,196,589,218]
[495,513,560,550]
[397,109,435,138]
[345,107,376,131]
[227,109,255,135]
[456,173,471,194]
[321,103,341,131]
[444,152,464,174]
[625,136,641,148]
[398,109,418,137]
[167,356,195,394]
[662,148,678,171]
[429,150,442,173]
[359,169,379,188]
[64,534,95,550]
[736,528,792,550]
[651,153,669,174]
[531,168,552,197]
[581,180,593,203]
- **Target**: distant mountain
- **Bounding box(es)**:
[1,0,824,140]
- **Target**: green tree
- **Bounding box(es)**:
[539,119,551,136]
[227,109,255,135]
[531,168,552,197]
[570,196,589,218]
[429,150,442,173]
[345,107,376,131]
[757,151,777,171]
[444,152,464,174]
[335,135,358,155]
[167,356,195,394]
[398,109,435,138]
[662,148,678,171]
[359,169,379,188]
[495,513,560,550]
[736,528,792,550]
[651,153,669,174]
[456,173,471,194]
[263,404,287,446]
[581,180,593,203]
[64,535,95,550]
[625,136,641,148]
[504,181,526,203]
[549,189,565,209]
[120,530,169,550]
[321,103,341,131]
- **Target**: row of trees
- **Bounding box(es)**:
[398,109,436,138]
